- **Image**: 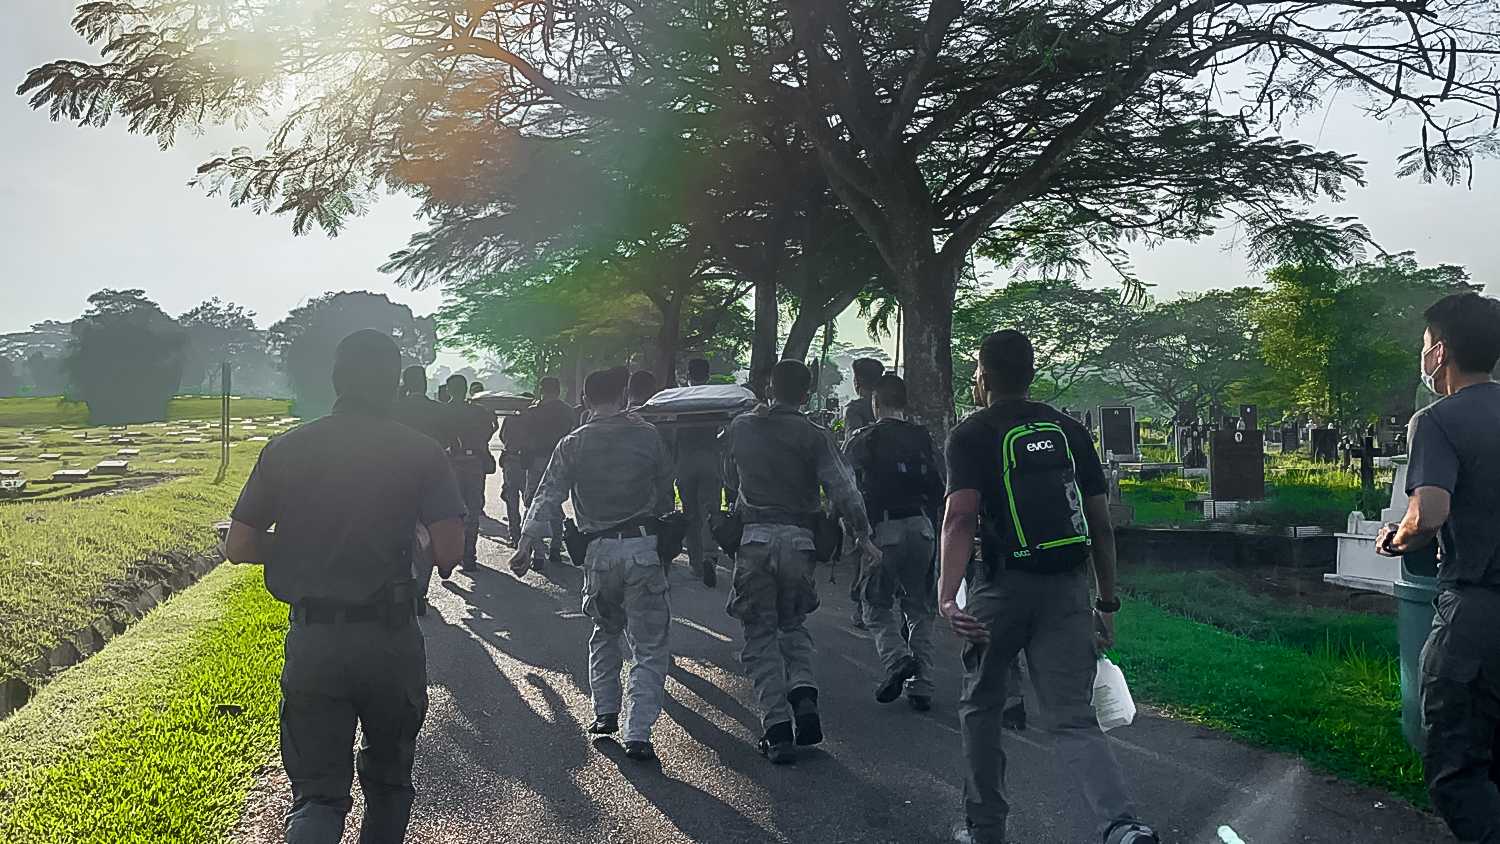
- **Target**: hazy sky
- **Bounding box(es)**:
[3,5,1497,357]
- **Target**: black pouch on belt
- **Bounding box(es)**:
[655,512,689,564]
[562,518,591,565]
[812,511,844,563]
[709,509,744,555]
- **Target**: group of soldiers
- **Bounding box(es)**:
[224,329,1158,844]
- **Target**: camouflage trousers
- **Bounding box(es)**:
[582,536,672,743]
[727,524,819,731]
[861,515,937,697]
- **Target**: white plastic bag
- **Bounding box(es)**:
[1092,657,1137,732]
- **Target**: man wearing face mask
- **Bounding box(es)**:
[1377,292,1500,844]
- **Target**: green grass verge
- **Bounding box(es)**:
[1121,476,1204,526]
[0,407,303,683]
[0,564,285,843]
[0,396,292,428]
[1113,599,1423,804]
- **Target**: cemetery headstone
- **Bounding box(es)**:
[1239,404,1258,431]
[117,448,140,456]
[91,461,130,476]
[0,478,26,498]
[1098,406,1138,460]
[0,469,21,478]
[1310,428,1339,463]
[38,453,61,460]
[1210,429,1266,501]
[1182,424,1209,470]
[50,469,90,483]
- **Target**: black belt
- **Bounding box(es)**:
[590,521,659,541]
[877,507,925,523]
[292,601,408,625]
[744,513,818,530]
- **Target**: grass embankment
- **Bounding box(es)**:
[0,397,295,685]
[0,396,292,428]
[1116,568,1420,804]
[0,564,286,843]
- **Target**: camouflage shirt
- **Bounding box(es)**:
[521,410,675,537]
[721,402,871,537]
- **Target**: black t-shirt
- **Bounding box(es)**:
[945,400,1107,571]
[392,393,456,448]
[232,402,466,605]
[1406,381,1500,587]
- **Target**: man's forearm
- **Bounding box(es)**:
[938,512,976,605]
[1090,529,1118,602]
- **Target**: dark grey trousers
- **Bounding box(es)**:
[959,568,1137,844]
[1422,586,1500,844]
[455,466,486,566]
[281,617,428,844]
[676,451,721,573]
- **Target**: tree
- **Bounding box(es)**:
[65,289,187,424]
[23,352,68,397]
[21,0,1499,428]
[1109,289,1264,423]
[1254,254,1477,424]
[267,292,437,417]
[0,358,19,398]
[951,278,1132,408]
[179,298,285,396]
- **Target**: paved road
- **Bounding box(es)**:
[235,477,1454,844]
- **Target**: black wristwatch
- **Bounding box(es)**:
[1095,596,1122,614]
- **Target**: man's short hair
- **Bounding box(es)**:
[687,358,711,382]
[628,369,658,401]
[584,367,630,403]
[978,330,1036,394]
[400,365,427,395]
[852,357,885,388]
[539,376,561,397]
[469,381,484,395]
[445,372,468,397]
[1426,292,1500,374]
[770,360,813,404]
[873,373,908,410]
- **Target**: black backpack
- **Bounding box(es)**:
[859,420,939,520]
[988,417,1092,571]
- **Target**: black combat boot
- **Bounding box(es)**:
[876,655,920,704]
[624,741,658,763]
[1104,820,1160,843]
[788,686,823,746]
[587,713,618,735]
[758,721,796,765]
[1002,701,1027,731]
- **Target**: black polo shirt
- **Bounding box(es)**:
[232,400,466,605]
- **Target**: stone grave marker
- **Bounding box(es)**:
[160,459,178,465]
[248,436,269,442]
[117,448,140,456]
[1239,404,1258,431]
[181,437,207,444]
[50,469,90,483]
[1097,406,1138,461]
[91,461,130,476]
[38,453,61,460]
[0,469,21,478]
[0,456,16,463]
[1310,427,1339,463]
[1210,429,1266,501]
[72,433,88,439]
[0,478,26,498]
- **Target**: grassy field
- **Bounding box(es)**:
[0,564,285,843]
[0,398,297,687]
[0,396,292,429]
[1115,566,1418,803]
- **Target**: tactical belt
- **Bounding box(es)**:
[744,512,818,530]
[876,507,925,523]
[589,519,659,541]
[292,601,410,625]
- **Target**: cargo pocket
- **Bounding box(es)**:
[727,539,775,623]
[779,546,821,625]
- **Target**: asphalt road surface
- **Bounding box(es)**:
[234,477,1454,844]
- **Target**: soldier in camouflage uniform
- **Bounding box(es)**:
[511,367,677,762]
[720,360,880,764]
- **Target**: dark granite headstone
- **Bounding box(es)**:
[1210,429,1266,501]
[1239,404,1258,431]
[1097,406,1137,459]
[1310,427,1339,463]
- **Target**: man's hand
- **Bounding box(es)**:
[1094,610,1117,651]
[940,599,990,644]
[1374,522,1401,557]
[857,537,882,568]
[508,535,536,576]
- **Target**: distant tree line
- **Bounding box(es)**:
[950,253,1479,428]
[0,290,439,423]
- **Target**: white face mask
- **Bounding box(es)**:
[1420,341,1444,395]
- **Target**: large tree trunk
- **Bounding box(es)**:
[748,276,778,397]
[782,286,862,363]
[897,257,960,437]
[655,294,683,387]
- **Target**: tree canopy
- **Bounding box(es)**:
[65,289,187,424]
